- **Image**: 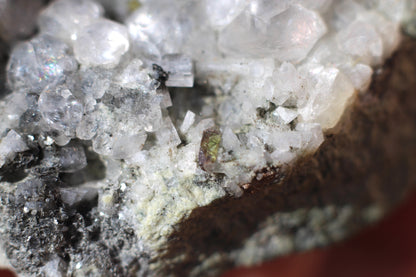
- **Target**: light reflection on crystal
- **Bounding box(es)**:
[38,56,59,82]
[7,35,77,94]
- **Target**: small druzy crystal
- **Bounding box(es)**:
[38,85,83,136]
[0,0,413,276]
[218,4,327,61]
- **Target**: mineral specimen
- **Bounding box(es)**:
[198,128,221,172]
[0,0,415,276]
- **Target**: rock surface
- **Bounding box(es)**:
[0,1,415,276]
[159,37,416,276]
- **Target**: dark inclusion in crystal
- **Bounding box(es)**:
[152,64,169,86]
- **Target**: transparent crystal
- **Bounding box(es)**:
[38,86,83,136]
[156,117,181,147]
[221,127,241,153]
[7,35,78,94]
[296,123,324,152]
[270,62,304,106]
[2,92,28,131]
[41,256,66,277]
[333,1,365,30]
[180,110,196,134]
[160,54,194,87]
[158,88,172,108]
[341,63,373,91]
[76,110,99,141]
[59,141,87,172]
[248,0,289,22]
[59,186,98,206]
[270,149,296,165]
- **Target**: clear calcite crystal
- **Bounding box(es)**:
[7,35,78,94]
[160,54,194,87]
[0,0,412,275]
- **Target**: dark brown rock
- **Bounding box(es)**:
[159,36,416,276]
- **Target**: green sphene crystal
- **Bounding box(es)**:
[198,128,221,171]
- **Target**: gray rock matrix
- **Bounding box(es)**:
[0,0,415,276]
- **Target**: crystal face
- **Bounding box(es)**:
[0,130,29,167]
[218,4,328,61]
[7,35,78,94]
[38,85,83,136]
[38,0,104,43]
[73,19,130,67]
[0,0,411,275]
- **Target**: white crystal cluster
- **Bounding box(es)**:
[1,0,409,202]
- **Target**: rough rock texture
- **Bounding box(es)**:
[159,36,416,276]
[0,1,415,276]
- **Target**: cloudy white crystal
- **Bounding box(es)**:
[110,133,147,159]
[38,0,103,43]
[219,4,327,61]
[126,3,192,59]
[0,130,29,167]
[204,0,248,29]
[74,19,129,67]
[337,20,383,66]
[180,111,196,134]
[299,65,355,129]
